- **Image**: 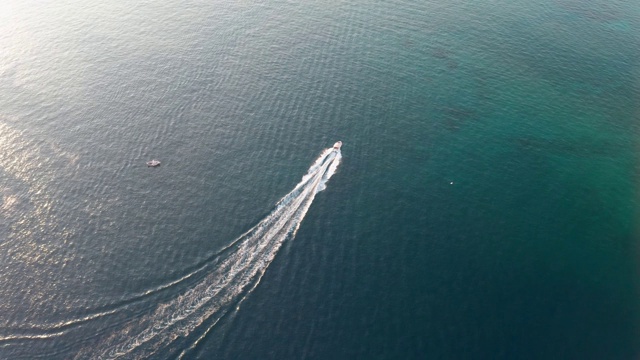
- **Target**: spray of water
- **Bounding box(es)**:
[72,146,342,359]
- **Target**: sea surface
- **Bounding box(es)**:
[1,0,639,359]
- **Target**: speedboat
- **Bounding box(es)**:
[333,141,342,150]
[147,159,161,167]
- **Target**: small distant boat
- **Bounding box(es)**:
[333,141,342,150]
[147,159,161,167]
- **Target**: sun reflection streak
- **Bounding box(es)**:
[0,120,82,322]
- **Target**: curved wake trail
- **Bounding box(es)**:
[76,146,342,359]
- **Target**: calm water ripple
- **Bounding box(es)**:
[1,0,639,359]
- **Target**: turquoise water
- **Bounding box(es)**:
[0,0,639,358]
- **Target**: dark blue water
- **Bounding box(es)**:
[1,0,639,359]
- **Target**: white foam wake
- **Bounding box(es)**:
[76,147,342,360]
